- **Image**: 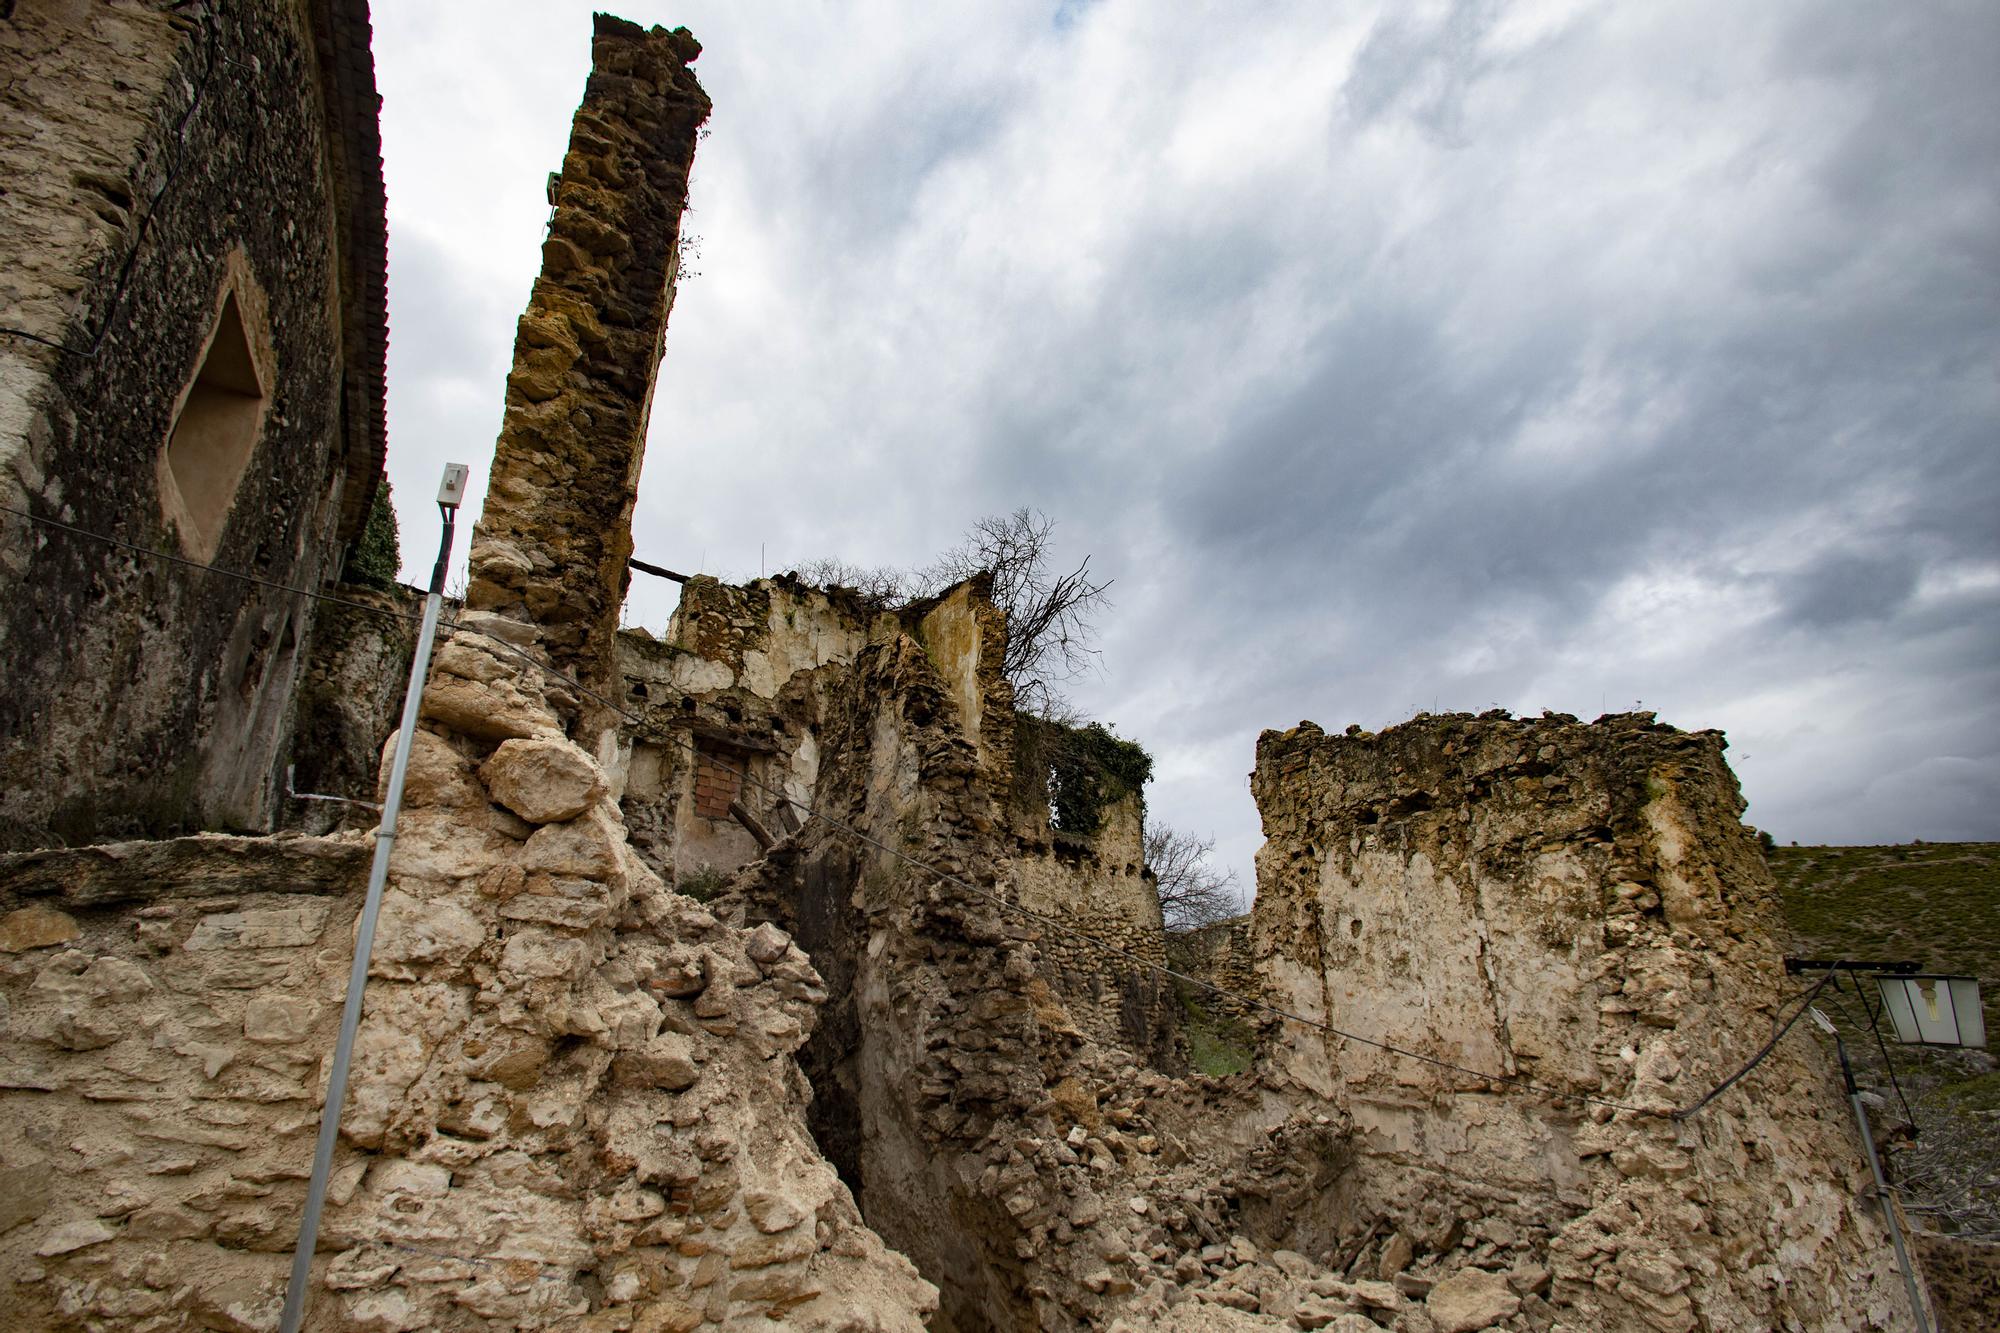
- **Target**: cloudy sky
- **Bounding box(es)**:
[372,0,1999,893]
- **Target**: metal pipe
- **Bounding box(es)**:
[281,466,465,1332]
[1839,1037,1931,1333]
[285,764,383,812]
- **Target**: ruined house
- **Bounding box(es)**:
[0,8,1952,1332]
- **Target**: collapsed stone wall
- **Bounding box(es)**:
[462,17,709,699]
[0,19,943,1331]
[7,11,1939,1333]
[609,568,1182,1068]
[613,574,893,884]
[1172,915,1259,1023]
[1005,781,1174,1063]
[0,721,935,1330]
[732,616,1367,1333]
[1248,711,1929,1331]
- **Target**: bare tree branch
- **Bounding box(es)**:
[926,508,1111,716]
[788,557,914,610]
[1146,824,1241,933]
[797,509,1111,715]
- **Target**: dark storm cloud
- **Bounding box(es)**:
[376,0,2000,883]
[1777,553,1918,628]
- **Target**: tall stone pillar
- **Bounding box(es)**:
[463,15,708,726]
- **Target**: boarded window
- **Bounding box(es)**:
[162,288,267,560]
[692,743,744,820]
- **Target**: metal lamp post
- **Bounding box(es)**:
[1807,1006,1932,1333]
[1787,956,1988,1333]
[280,463,469,1332]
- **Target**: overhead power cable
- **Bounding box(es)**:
[1667,971,1836,1122]
[5,503,1831,1121]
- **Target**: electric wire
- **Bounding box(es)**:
[4,501,1838,1122]
[1847,966,1921,1132]
[1821,978,1920,1134]
[1667,971,1837,1122]
[0,504,435,627]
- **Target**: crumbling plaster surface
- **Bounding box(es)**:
[711,597,1367,1332]
[1249,711,1927,1332]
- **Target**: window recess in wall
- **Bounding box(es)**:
[159,267,271,562]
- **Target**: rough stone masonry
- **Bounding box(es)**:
[461,15,708,717]
[0,11,1954,1333]
[1247,711,1929,1331]
[0,19,940,1331]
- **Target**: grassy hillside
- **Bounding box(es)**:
[1771,842,2000,1040]
[1769,842,1999,1240]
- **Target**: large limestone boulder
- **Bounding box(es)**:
[479,735,608,823]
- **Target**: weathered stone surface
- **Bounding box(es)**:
[378,726,482,810]
[480,735,608,823]
[521,804,625,881]
[369,888,485,974]
[1250,713,1929,1333]
[0,18,945,1333]
[1377,1231,1414,1279]
[185,904,330,950]
[242,995,315,1044]
[0,1164,50,1233]
[0,905,78,951]
[36,1218,117,1255]
[0,833,365,912]
[618,1032,699,1091]
[463,13,713,711]
[1425,1268,1519,1333]
[0,0,386,852]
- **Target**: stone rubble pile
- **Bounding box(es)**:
[0,623,939,1330]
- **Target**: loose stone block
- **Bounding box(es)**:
[36,1218,117,1255]
[242,995,315,1044]
[184,905,330,950]
[521,804,624,880]
[479,735,608,823]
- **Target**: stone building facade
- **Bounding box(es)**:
[1173,914,1258,1022]
[0,0,388,849]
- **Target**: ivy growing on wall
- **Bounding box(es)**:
[1016,717,1152,837]
[347,478,400,586]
